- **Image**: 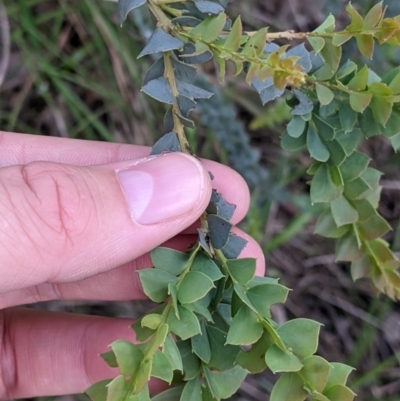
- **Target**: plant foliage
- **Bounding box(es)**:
[86,1,400,400]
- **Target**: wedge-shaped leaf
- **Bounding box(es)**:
[167,306,201,340]
[138,269,178,303]
[358,214,391,241]
[281,129,307,151]
[177,340,201,380]
[163,334,183,372]
[106,376,128,401]
[270,372,307,401]
[118,0,146,23]
[247,283,290,318]
[336,129,362,156]
[314,209,350,238]
[221,234,248,259]
[316,84,334,106]
[325,140,346,166]
[191,13,226,43]
[226,258,256,285]
[323,385,356,401]
[266,345,303,373]
[335,231,363,262]
[150,247,190,276]
[180,377,202,401]
[347,66,369,91]
[346,3,364,32]
[143,58,164,86]
[142,78,174,104]
[87,379,111,401]
[389,71,400,94]
[382,109,400,138]
[138,28,183,58]
[307,125,330,162]
[141,314,162,330]
[325,363,355,389]
[172,16,202,27]
[236,332,271,373]
[311,164,343,203]
[339,151,370,182]
[360,107,381,137]
[178,271,214,304]
[339,104,357,133]
[152,387,184,401]
[356,34,374,59]
[176,81,213,100]
[207,189,236,220]
[331,196,359,227]
[336,60,357,80]
[332,33,352,46]
[226,305,263,345]
[390,132,400,151]
[110,340,143,376]
[151,132,181,155]
[292,90,314,116]
[185,294,213,322]
[191,252,224,281]
[349,92,372,113]
[278,318,322,359]
[314,39,342,80]
[132,305,165,341]
[203,366,247,399]
[191,320,211,363]
[313,114,335,141]
[287,116,306,138]
[308,37,325,54]
[224,16,242,51]
[287,43,312,72]
[242,28,268,57]
[207,214,232,249]
[194,0,224,14]
[301,356,331,393]
[207,326,241,371]
[152,350,173,383]
[351,255,371,281]
[363,2,383,30]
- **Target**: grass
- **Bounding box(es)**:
[1,0,400,400]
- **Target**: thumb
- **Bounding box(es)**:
[0,153,212,293]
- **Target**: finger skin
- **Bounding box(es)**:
[0,132,250,224]
[0,308,165,399]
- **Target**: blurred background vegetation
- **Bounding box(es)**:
[1,0,400,400]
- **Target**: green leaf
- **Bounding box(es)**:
[314,209,350,239]
[310,164,343,204]
[138,269,178,303]
[179,377,202,401]
[339,151,370,182]
[151,248,190,276]
[316,84,334,106]
[389,72,400,94]
[242,28,268,57]
[177,340,201,380]
[281,129,307,151]
[87,379,111,401]
[118,0,146,23]
[152,350,173,383]
[346,3,364,31]
[246,283,290,318]
[332,33,352,47]
[349,92,372,113]
[335,231,363,262]
[323,385,356,401]
[202,14,227,43]
[358,214,392,241]
[178,271,214,304]
[325,363,355,388]
[168,306,201,340]
[101,351,118,368]
[344,177,371,200]
[336,129,362,156]
[138,28,184,58]
[308,37,325,54]
[347,66,369,91]
[339,103,357,133]
[146,323,169,357]
[191,252,224,282]
[152,387,184,401]
[191,320,211,363]
[110,340,143,376]
[325,140,347,166]
[301,356,332,393]
[163,334,183,372]
[141,314,162,330]
[194,1,224,14]
[135,359,152,395]
[203,366,247,399]
[360,107,381,137]
[226,258,256,285]
[307,125,330,162]
[287,116,306,138]
[224,16,242,51]
[207,214,232,249]
[331,196,359,227]
[266,345,304,373]
[226,305,263,345]
[169,283,179,319]
[236,333,271,373]
[207,326,241,371]
[106,375,128,401]
[363,2,383,30]
[314,39,342,80]
[270,373,308,401]
[278,318,322,359]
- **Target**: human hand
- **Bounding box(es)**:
[0,132,265,400]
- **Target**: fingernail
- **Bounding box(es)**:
[117,153,206,225]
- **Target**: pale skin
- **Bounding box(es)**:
[0,132,265,400]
